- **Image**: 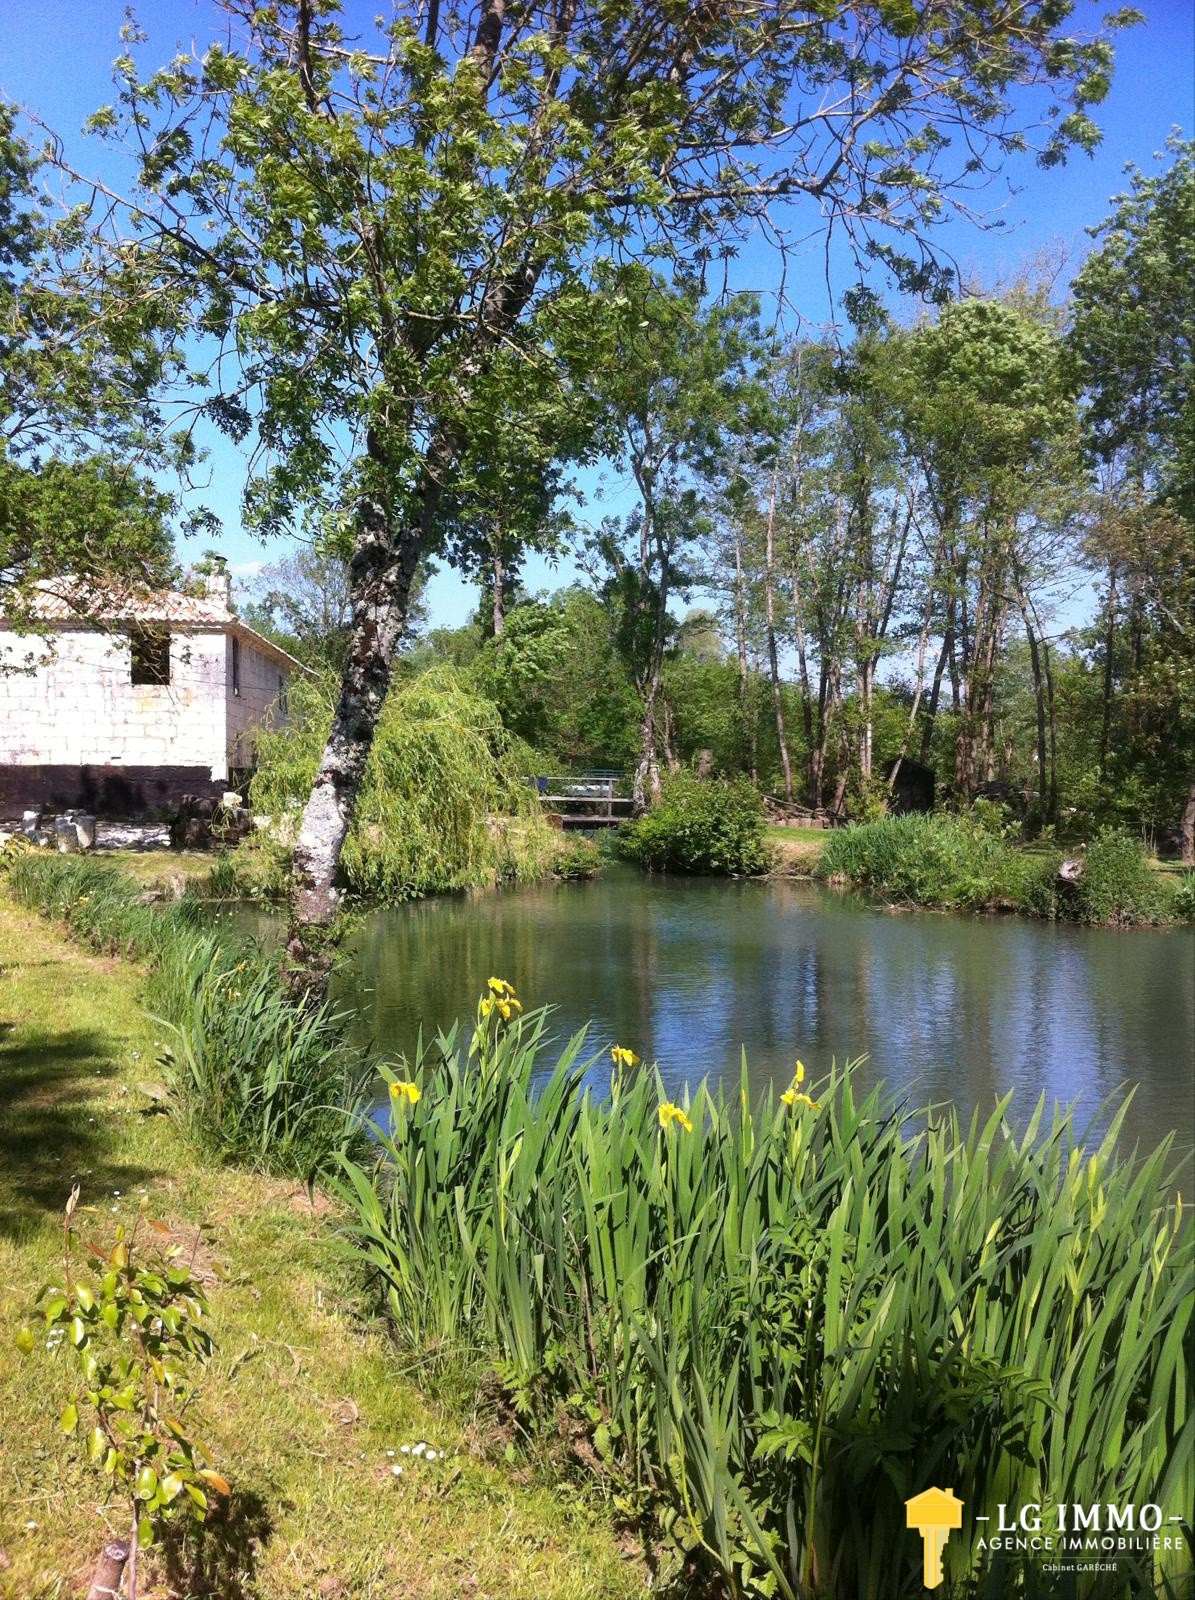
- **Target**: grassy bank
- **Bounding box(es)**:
[818,815,1191,925]
[0,895,642,1600]
[337,1000,1193,1600]
[765,825,827,876]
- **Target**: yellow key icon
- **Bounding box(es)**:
[905,1487,964,1589]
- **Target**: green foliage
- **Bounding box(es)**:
[550,834,602,881]
[335,996,1192,1600]
[3,853,365,1175]
[1070,829,1169,927]
[147,932,369,1174]
[818,815,1183,926]
[618,772,769,876]
[1173,872,1195,921]
[17,1193,228,1558]
[250,666,557,901]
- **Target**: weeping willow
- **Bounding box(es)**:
[250,667,557,901]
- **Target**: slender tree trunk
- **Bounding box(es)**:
[1098,561,1117,781]
[1181,780,1195,867]
[288,491,422,972]
[732,524,753,776]
[920,618,952,764]
[761,471,794,803]
[491,545,505,643]
[1018,583,1049,826]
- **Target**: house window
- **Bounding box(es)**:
[231,635,241,697]
[130,626,170,686]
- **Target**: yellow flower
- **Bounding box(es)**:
[487,977,516,997]
[793,1060,806,1085]
[658,1101,693,1133]
[496,997,523,1021]
[781,1087,820,1111]
[610,1046,641,1070]
[389,1080,421,1105]
[479,996,493,1017]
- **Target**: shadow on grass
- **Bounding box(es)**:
[0,1017,162,1240]
[159,1485,273,1600]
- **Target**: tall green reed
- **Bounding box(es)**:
[4,853,366,1177]
[334,995,1193,1600]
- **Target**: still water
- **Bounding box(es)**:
[312,866,1193,1156]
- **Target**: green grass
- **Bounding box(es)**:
[0,898,643,1600]
[765,825,827,875]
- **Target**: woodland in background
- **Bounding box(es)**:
[245,137,1194,857]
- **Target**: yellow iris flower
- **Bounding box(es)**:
[488,977,516,997]
[610,1045,641,1069]
[658,1101,693,1133]
[389,1080,421,1105]
[781,1060,820,1110]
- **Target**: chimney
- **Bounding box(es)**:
[200,556,232,613]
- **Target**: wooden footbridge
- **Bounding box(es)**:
[531,773,633,828]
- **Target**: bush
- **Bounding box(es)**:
[618,771,769,875]
[550,833,602,880]
[1173,871,1195,920]
[3,853,365,1176]
[1070,829,1169,926]
[248,665,557,902]
[818,813,1027,910]
[335,993,1192,1600]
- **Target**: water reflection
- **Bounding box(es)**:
[314,867,1193,1155]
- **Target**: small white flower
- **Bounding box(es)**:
[24,1521,37,1530]
[390,1465,403,1477]
[399,1445,411,1455]
[424,1449,437,1461]
[385,1449,395,1457]
[413,1443,426,1456]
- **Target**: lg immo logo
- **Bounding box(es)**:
[905,1488,1188,1588]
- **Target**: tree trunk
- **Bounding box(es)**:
[1181,780,1195,867]
[633,701,662,812]
[288,493,422,975]
[762,471,793,803]
[86,1541,130,1600]
[1018,585,1049,827]
[492,545,505,643]
[1098,561,1117,781]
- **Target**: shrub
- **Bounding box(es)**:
[550,833,602,880]
[618,771,769,875]
[3,853,365,1176]
[335,994,1192,1600]
[1173,870,1195,920]
[818,813,1022,909]
[1070,829,1169,926]
[248,665,557,901]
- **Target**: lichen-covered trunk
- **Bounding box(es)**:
[1181,780,1195,867]
[287,494,421,977]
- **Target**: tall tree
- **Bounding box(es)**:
[47,0,1134,972]
[1069,139,1195,857]
[0,103,184,632]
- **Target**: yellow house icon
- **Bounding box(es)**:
[905,1487,964,1589]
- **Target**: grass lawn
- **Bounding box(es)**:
[0,896,643,1600]
[765,825,827,875]
[87,850,218,891]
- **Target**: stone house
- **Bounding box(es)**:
[0,568,304,816]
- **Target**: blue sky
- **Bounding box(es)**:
[2,0,1192,629]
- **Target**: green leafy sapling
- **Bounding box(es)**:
[17,1185,229,1599]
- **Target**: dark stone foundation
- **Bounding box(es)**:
[0,764,227,820]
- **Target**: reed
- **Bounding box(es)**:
[335,996,1193,1599]
[4,853,367,1176]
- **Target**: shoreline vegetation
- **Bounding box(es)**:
[0,879,639,1600]
[3,850,1192,1599]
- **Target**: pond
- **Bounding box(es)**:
[258,865,1191,1157]
[218,866,1193,1154]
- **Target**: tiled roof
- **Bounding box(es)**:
[8,577,309,674]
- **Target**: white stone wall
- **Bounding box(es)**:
[226,633,290,768]
[0,626,230,780]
